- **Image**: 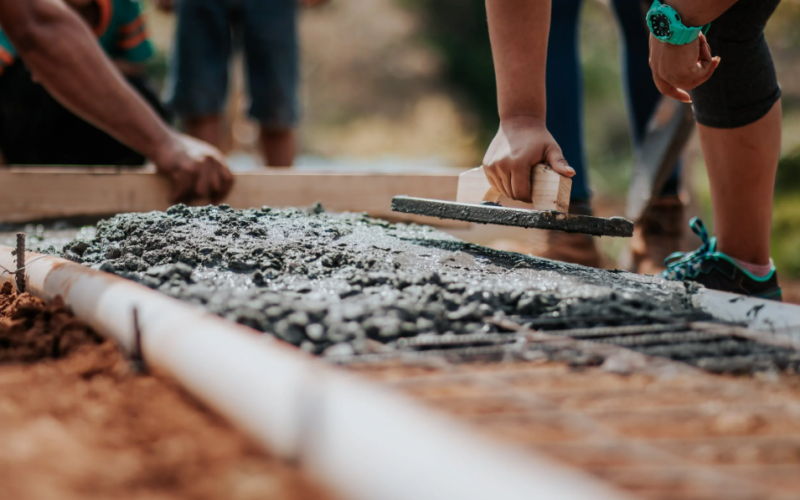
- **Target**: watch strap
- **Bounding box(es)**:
[672,26,702,45]
[671,23,711,45]
[648,0,711,45]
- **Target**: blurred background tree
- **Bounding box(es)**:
[401,0,498,142]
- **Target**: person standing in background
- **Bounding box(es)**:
[0,0,170,166]
[156,0,328,167]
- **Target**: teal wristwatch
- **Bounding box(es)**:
[646,0,710,45]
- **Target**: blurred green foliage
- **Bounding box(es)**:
[772,195,800,278]
[408,0,633,194]
[775,146,800,197]
[773,147,800,277]
[402,0,498,143]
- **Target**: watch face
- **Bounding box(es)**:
[650,12,672,38]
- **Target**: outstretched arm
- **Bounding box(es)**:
[0,0,232,202]
[483,0,573,204]
[486,0,549,124]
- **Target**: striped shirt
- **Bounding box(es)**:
[0,0,154,75]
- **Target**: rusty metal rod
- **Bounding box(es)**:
[397,332,520,348]
[15,233,25,293]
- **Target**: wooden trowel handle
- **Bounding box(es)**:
[457,164,571,213]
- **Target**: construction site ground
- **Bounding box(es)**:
[3,205,800,499]
[0,285,332,500]
[350,357,800,500]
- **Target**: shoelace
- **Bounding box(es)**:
[662,217,716,281]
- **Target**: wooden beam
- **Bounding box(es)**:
[0,167,465,226]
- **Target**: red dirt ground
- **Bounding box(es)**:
[352,359,800,499]
[0,284,332,500]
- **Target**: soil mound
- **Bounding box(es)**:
[0,282,101,363]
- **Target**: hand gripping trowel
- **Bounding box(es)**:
[392,164,634,237]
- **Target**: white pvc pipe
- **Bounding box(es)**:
[693,288,800,347]
[2,248,309,457]
[694,288,800,331]
[312,373,627,500]
[0,247,627,500]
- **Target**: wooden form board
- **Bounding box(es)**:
[0,167,464,226]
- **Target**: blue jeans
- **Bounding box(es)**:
[546,0,680,202]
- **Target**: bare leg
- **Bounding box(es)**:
[697,100,781,266]
[259,127,295,167]
[185,115,224,149]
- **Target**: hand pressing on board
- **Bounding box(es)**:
[0,0,233,205]
[482,116,575,203]
[153,133,234,204]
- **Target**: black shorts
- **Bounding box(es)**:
[690,0,782,129]
[0,62,170,165]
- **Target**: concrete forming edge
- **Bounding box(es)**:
[0,246,629,500]
[694,288,800,343]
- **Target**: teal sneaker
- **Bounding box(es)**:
[662,218,782,302]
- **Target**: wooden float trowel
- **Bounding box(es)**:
[391,164,634,237]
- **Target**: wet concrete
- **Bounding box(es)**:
[59,204,702,356]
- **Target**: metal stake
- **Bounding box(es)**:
[130,307,148,374]
[15,233,25,293]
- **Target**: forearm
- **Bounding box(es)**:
[485,0,550,121]
[664,0,738,26]
[0,0,174,160]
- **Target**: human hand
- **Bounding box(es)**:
[153,133,234,204]
[649,32,720,102]
[154,0,175,13]
[482,116,574,203]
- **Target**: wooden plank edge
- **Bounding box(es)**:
[0,169,469,228]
